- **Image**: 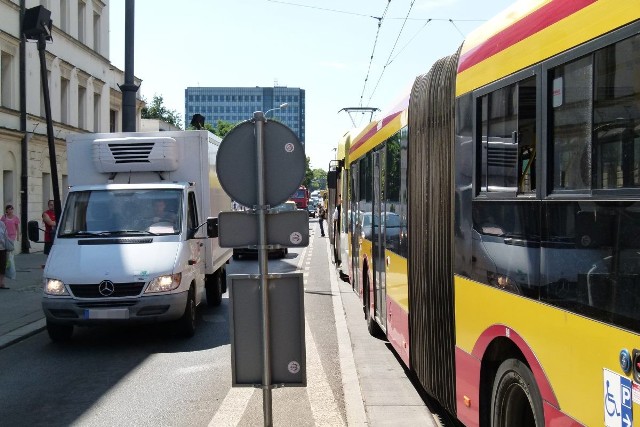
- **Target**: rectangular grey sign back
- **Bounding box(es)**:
[229,273,306,387]
[218,210,309,247]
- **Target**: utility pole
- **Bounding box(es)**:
[120,0,139,132]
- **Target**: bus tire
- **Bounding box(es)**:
[490,358,544,427]
[364,276,383,338]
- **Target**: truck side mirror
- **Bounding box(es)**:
[28,220,40,242]
[207,217,218,238]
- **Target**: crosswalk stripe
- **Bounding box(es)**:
[207,387,254,427]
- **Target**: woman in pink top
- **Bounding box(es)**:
[1,204,20,247]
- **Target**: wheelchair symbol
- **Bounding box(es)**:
[605,380,620,416]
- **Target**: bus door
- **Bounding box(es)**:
[373,148,387,330]
[350,162,361,295]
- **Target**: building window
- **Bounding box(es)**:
[61,77,70,124]
[42,172,51,209]
[1,51,14,108]
[93,12,101,52]
[60,0,69,32]
[78,1,86,43]
[78,85,87,129]
[3,169,15,208]
[110,109,117,132]
[93,93,101,132]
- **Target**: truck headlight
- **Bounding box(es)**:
[44,278,69,296]
[145,273,181,293]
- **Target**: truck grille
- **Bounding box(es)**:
[69,282,145,298]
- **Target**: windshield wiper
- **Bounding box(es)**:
[95,230,159,236]
[59,231,103,237]
[60,230,159,237]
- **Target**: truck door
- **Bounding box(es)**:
[187,192,204,280]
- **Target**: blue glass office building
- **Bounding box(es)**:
[184,86,305,143]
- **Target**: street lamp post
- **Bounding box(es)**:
[264,102,288,119]
[23,6,62,223]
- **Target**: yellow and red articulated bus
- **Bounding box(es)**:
[330,0,640,425]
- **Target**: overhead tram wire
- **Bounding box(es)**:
[366,0,416,107]
[265,0,377,19]
[358,0,391,108]
[366,16,482,106]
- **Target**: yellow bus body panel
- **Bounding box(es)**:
[456,275,639,425]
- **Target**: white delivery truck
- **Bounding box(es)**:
[40,130,231,341]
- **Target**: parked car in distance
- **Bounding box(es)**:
[232,200,295,260]
[307,200,317,217]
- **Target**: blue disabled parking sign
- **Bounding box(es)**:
[604,369,633,427]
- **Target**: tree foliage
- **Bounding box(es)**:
[310,168,327,191]
[141,95,183,129]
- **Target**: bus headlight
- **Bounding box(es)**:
[145,273,181,293]
[44,278,69,296]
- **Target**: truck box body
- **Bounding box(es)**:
[42,130,232,339]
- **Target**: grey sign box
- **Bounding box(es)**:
[229,273,306,387]
[216,120,305,208]
[218,210,309,248]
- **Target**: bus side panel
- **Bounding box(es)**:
[386,297,410,367]
[455,346,481,427]
[386,251,410,366]
[456,274,640,425]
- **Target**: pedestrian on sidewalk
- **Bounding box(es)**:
[42,200,56,255]
[1,204,19,281]
[0,221,8,289]
[1,204,20,249]
[318,203,326,237]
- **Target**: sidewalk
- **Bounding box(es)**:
[0,251,47,349]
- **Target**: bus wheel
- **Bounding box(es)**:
[490,358,544,427]
[363,277,383,338]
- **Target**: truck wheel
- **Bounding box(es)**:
[47,320,73,342]
[490,358,544,427]
[221,266,227,293]
[206,272,222,307]
[177,287,196,338]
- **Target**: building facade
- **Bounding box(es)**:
[184,86,305,143]
[0,0,143,252]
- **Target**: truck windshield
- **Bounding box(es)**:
[58,189,183,237]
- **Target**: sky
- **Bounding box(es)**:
[108,0,514,170]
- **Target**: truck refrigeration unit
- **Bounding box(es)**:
[39,130,231,341]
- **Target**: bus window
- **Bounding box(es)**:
[594,33,640,189]
[550,56,593,191]
[478,76,537,194]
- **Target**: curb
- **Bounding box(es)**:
[0,318,46,350]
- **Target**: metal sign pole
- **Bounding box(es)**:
[254,111,273,426]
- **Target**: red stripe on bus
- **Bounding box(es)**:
[349,110,403,155]
[457,0,596,74]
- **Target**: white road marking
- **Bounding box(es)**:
[305,320,345,426]
[207,387,255,427]
[207,237,350,426]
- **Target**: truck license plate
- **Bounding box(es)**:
[83,308,129,320]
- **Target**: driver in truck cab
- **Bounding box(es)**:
[151,199,175,223]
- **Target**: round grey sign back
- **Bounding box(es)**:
[216,120,305,208]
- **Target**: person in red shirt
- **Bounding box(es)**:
[1,204,20,249]
[42,200,56,255]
